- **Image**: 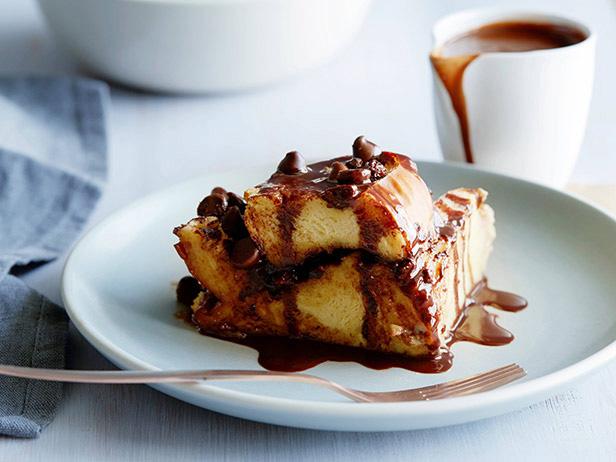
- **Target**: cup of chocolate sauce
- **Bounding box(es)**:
[430,10,595,188]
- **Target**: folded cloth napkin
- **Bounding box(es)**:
[0,77,108,438]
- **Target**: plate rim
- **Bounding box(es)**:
[61,160,616,426]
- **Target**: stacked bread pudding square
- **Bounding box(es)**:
[174,137,495,359]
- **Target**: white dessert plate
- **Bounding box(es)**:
[62,161,616,431]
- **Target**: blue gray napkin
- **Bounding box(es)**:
[0,77,108,438]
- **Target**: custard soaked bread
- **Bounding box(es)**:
[244,137,435,267]
[174,137,495,358]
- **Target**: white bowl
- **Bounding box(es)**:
[37,0,372,93]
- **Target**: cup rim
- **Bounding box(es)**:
[432,8,595,57]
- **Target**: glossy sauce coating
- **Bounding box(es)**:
[191,279,527,374]
[439,21,586,56]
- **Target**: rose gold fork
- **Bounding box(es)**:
[0,363,525,403]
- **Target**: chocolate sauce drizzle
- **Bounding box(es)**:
[431,53,478,163]
[186,279,527,374]
[357,258,380,349]
[277,198,301,265]
[282,289,301,337]
[259,151,424,266]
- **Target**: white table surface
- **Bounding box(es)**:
[3,0,616,460]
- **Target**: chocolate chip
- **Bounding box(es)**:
[227,192,246,212]
[364,158,388,181]
[277,151,307,175]
[211,187,227,197]
[352,136,381,161]
[230,237,260,268]
[345,157,363,169]
[176,276,202,306]
[328,161,348,181]
[322,184,360,208]
[337,168,371,185]
[197,193,228,217]
[221,206,248,240]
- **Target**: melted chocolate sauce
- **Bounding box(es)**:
[472,279,528,312]
[356,258,380,349]
[241,249,348,301]
[431,21,587,163]
[452,303,513,347]
[440,21,587,57]
[445,192,472,206]
[277,198,301,263]
[186,279,527,374]
[264,156,374,198]
[215,334,454,374]
[431,54,477,163]
[438,224,456,239]
[282,289,301,337]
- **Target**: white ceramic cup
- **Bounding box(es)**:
[431,9,596,188]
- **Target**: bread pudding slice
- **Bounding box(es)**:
[244,141,436,267]
[175,177,494,357]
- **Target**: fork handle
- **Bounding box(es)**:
[0,364,296,383]
[0,365,370,402]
